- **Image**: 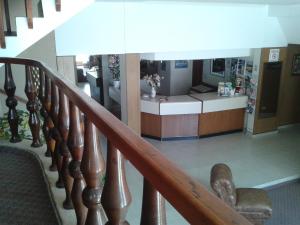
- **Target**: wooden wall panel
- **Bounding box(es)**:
[278,44,300,126]
[161,114,198,138]
[199,109,245,136]
[253,47,287,134]
[141,112,161,137]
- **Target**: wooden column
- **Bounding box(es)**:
[120,54,141,134]
[140,179,166,225]
[25,0,33,28]
[81,119,106,225]
[0,0,6,48]
[57,91,73,209]
[102,141,132,225]
[43,75,52,157]
[68,103,87,225]
[4,63,21,142]
[25,66,42,147]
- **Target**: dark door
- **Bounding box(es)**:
[192,60,203,86]
[259,62,282,118]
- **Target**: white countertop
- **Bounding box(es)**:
[189,92,248,113]
[141,93,248,115]
[141,95,202,115]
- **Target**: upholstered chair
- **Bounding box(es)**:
[210,163,272,225]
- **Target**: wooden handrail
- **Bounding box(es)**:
[0,57,252,225]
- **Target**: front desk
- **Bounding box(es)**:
[190,93,248,136]
[141,93,248,139]
[141,95,202,139]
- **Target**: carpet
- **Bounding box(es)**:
[0,146,61,225]
[266,181,300,225]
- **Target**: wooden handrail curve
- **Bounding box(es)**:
[0,57,252,225]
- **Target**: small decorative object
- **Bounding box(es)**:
[291,54,300,76]
[218,82,233,96]
[150,87,156,98]
[143,74,163,98]
[175,60,188,69]
[108,55,121,88]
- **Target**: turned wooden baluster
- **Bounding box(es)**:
[0,0,6,48]
[25,66,42,147]
[57,91,73,208]
[49,82,59,171]
[140,179,167,225]
[55,0,61,11]
[38,69,48,145]
[102,142,132,225]
[53,89,64,188]
[68,103,87,225]
[4,63,21,142]
[25,0,33,28]
[43,75,52,157]
[81,119,107,225]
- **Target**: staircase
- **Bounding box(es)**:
[0,0,95,57]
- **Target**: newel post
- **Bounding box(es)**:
[68,103,87,225]
[81,119,106,225]
[4,63,21,143]
[140,179,167,225]
[101,141,132,225]
[25,65,42,147]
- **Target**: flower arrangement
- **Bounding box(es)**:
[143,74,163,90]
[108,55,120,81]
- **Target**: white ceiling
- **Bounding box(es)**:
[189,0,300,4]
[101,0,300,5]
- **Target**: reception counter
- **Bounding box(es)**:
[141,95,202,139]
[190,93,248,136]
[141,93,248,139]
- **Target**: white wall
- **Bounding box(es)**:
[55,2,287,57]
[0,31,57,116]
[170,61,193,95]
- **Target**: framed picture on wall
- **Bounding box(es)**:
[291,54,300,76]
[211,58,225,77]
[175,60,188,69]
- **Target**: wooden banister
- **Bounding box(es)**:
[0,0,6,48]
[0,57,252,225]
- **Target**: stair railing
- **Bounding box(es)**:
[0,57,253,225]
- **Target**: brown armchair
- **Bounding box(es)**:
[210,163,272,225]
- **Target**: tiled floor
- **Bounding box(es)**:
[1,124,300,225]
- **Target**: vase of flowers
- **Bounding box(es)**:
[108,55,120,89]
[143,74,162,98]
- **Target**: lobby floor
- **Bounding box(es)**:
[1,124,299,225]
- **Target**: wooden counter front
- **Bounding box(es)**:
[141,112,198,139]
[198,108,245,136]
